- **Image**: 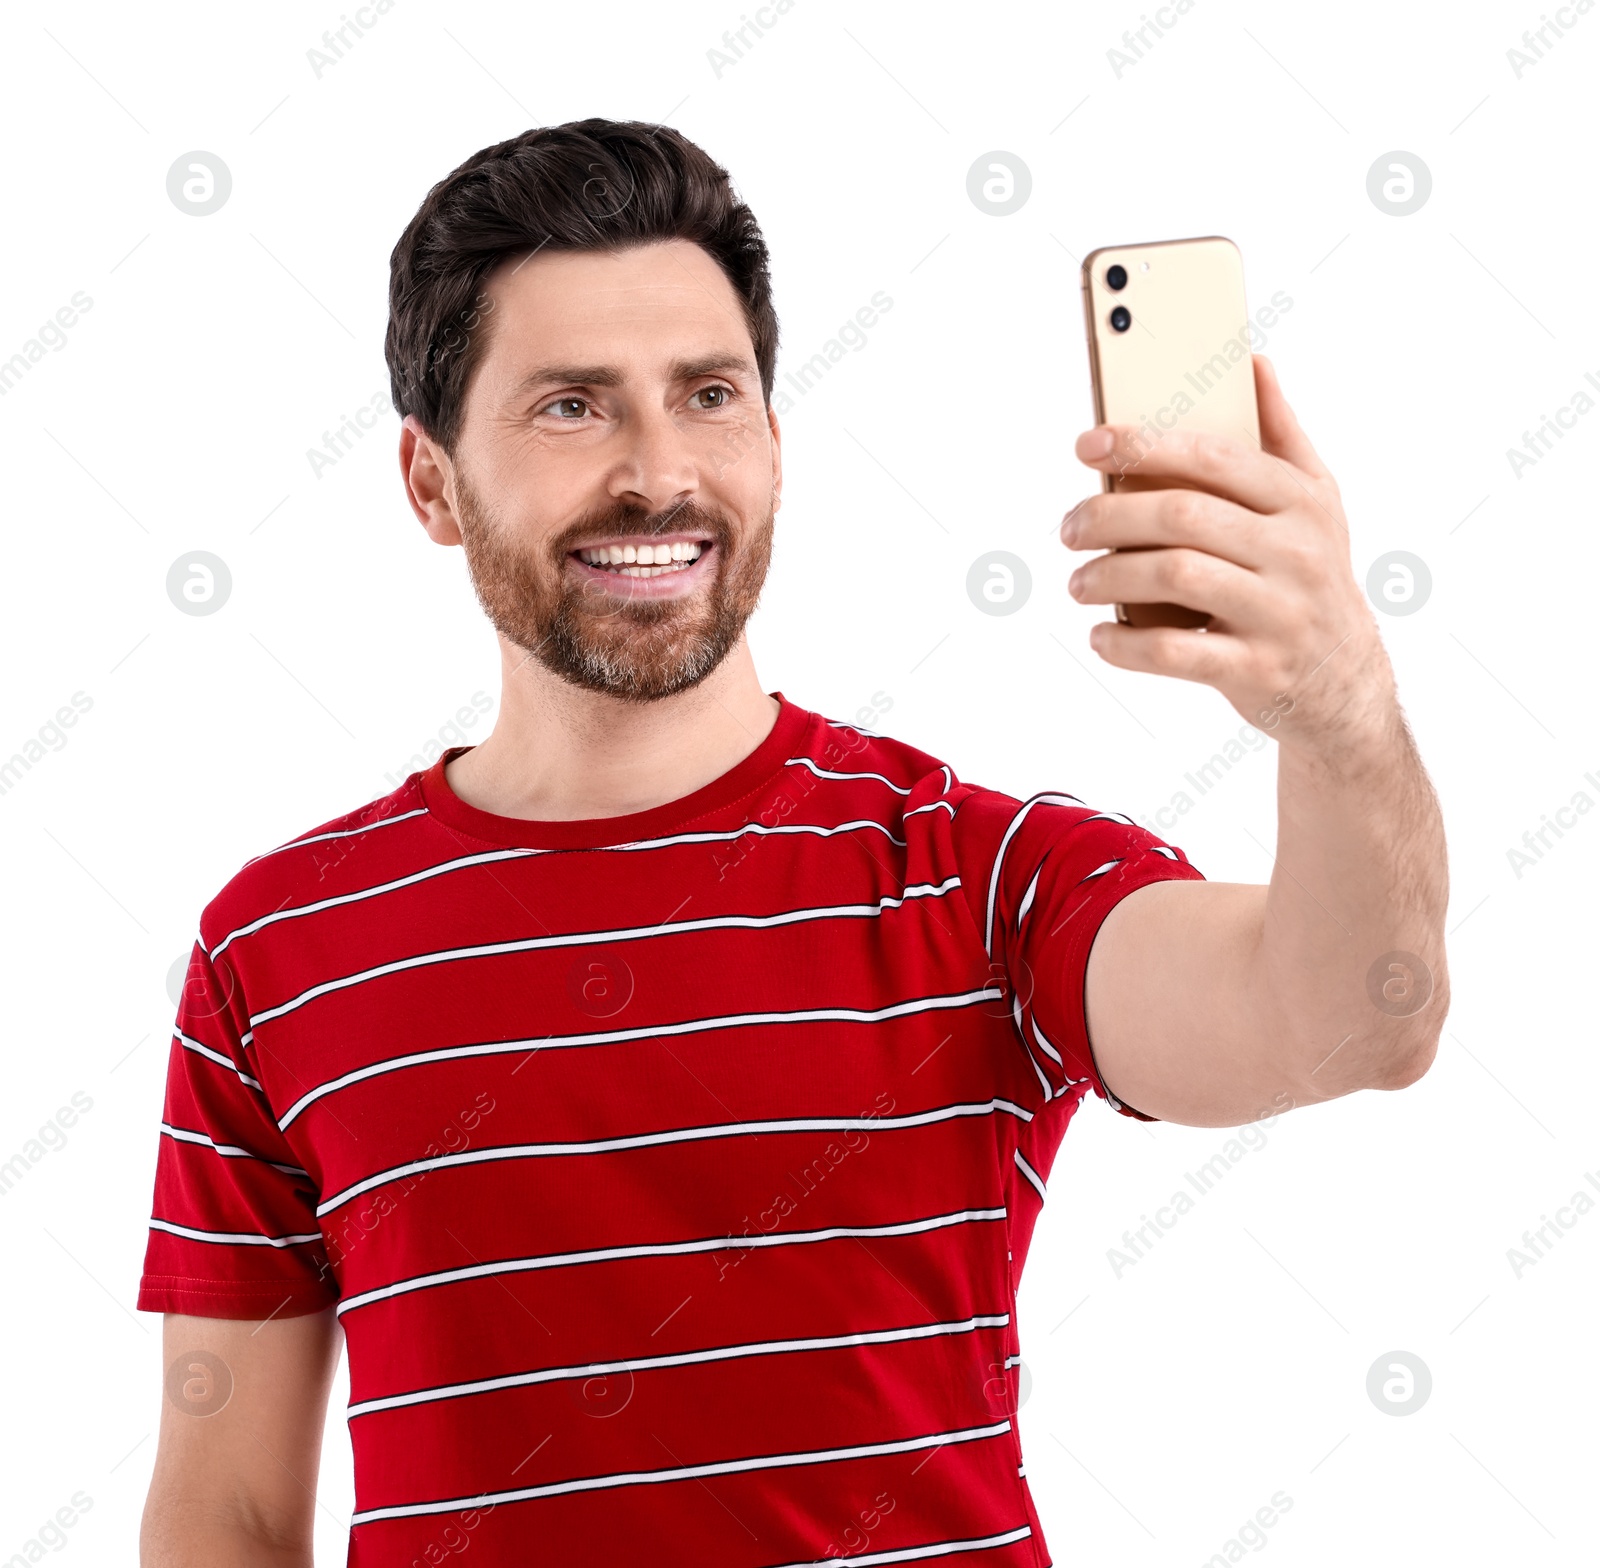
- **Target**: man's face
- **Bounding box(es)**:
[437,238,780,702]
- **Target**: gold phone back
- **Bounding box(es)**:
[1082,236,1261,629]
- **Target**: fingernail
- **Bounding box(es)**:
[1080,428,1114,459]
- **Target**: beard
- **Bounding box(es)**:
[453,475,775,703]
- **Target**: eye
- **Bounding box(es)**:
[538,395,590,420]
[692,384,735,410]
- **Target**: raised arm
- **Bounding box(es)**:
[1062,355,1449,1127]
[141,1308,342,1566]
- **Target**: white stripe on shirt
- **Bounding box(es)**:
[347,1312,1013,1418]
[240,807,430,868]
[211,847,539,958]
[1014,1150,1047,1201]
[318,1098,1036,1217]
[336,1206,1008,1317]
[784,756,914,795]
[149,1217,321,1248]
[983,794,1082,958]
[347,1418,1013,1523]
[160,1123,306,1177]
[1016,867,1041,929]
[251,880,964,1031]
[216,819,915,959]
[280,986,1003,1130]
[174,1028,263,1093]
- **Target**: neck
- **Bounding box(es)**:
[444,634,780,822]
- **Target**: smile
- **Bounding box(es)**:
[567,535,717,599]
[575,540,704,578]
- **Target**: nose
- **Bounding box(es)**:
[607,402,700,520]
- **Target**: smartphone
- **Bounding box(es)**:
[1081,236,1261,630]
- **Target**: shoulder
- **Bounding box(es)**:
[788,703,1189,869]
[780,700,1053,818]
[788,706,949,792]
[195,771,434,955]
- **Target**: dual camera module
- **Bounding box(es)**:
[1104,262,1131,332]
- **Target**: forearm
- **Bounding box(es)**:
[1260,685,1450,1102]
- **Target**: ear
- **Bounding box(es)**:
[400,414,464,545]
[766,400,783,512]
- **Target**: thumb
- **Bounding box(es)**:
[1254,355,1327,478]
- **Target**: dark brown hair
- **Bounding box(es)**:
[385,118,779,455]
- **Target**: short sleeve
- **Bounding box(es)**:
[136,937,338,1319]
[949,788,1206,1123]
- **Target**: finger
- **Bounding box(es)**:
[1061,486,1274,571]
[1253,355,1328,479]
[1075,421,1296,514]
[1086,619,1251,689]
[1069,545,1271,625]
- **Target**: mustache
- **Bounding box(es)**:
[550,500,734,555]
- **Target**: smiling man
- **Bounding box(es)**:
[138,120,1449,1567]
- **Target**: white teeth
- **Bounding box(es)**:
[579,541,705,571]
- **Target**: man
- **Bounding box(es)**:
[138,119,1448,1566]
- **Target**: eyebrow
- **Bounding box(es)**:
[510,352,759,400]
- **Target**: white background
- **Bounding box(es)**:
[1,0,1595,1562]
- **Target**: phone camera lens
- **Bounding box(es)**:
[1109,305,1131,332]
[1105,264,1128,291]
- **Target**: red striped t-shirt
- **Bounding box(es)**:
[138,695,1204,1567]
